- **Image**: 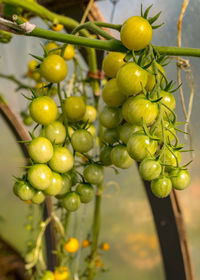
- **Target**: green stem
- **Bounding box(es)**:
[64,211,71,235]
[57,83,69,138]
[0,73,30,90]
[92,22,122,31]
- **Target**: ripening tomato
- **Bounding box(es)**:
[150,121,176,144]
[45,172,63,195]
[102,128,119,145]
[139,159,161,181]
[63,45,75,60]
[102,78,126,107]
[28,137,53,163]
[111,145,134,169]
[62,192,80,211]
[170,169,190,190]
[45,42,60,55]
[102,52,125,78]
[64,96,86,121]
[31,190,46,204]
[122,94,158,126]
[151,176,172,198]
[145,62,165,91]
[116,62,148,97]
[56,173,72,198]
[28,60,38,72]
[82,105,97,123]
[160,148,181,171]
[64,237,79,253]
[83,164,104,185]
[120,16,152,50]
[52,23,64,32]
[49,147,74,173]
[100,146,113,166]
[29,96,57,125]
[28,164,52,190]
[119,123,142,144]
[76,183,94,203]
[45,121,66,144]
[13,181,35,201]
[99,106,122,128]
[71,129,94,153]
[54,266,69,280]
[41,270,54,280]
[40,55,67,83]
[159,90,176,118]
[127,133,157,162]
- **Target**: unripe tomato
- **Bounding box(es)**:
[145,62,165,91]
[71,129,94,153]
[120,16,152,50]
[40,55,67,83]
[29,96,57,125]
[76,183,94,203]
[127,133,157,162]
[122,94,158,126]
[150,121,176,144]
[28,164,52,190]
[160,90,176,117]
[119,123,142,144]
[86,125,96,137]
[100,146,112,166]
[62,192,80,211]
[13,181,35,201]
[28,137,53,163]
[82,105,97,123]
[102,128,119,145]
[102,78,126,107]
[54,266,69,280]
[23,115,34,126]
[64,237,79,253]
[160,149,181,171]
[116,62,148,97]
[45,42,60,55]
[28,60,38,72]
[139,159,161,181]
[41,270,54,280]
[31,190,46,204]
[56,173,72,198]
[64,96,86,121]
[45,121,66,144]
[83,164,104,185]
[102,52,125,78]
[45,172,63,195]
[49,147,74,173]
[151,177,172,198]
[99,106,122,128]
[63,45,75,60]
[170,169,190,190]
[111,145,134,169]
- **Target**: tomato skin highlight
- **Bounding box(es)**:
[102,52,125,78]
[45,121,66,144]
[49,147,74,173]
[170,169,190,190]
[102,78,126,108]
[83,164,104,185]
[111,145,134,169]
[100,106,122,128]
[62,192,80,212]
[28,137,53,163]
[139,159,162,181]
[28,164,53,190]
[45,172,63,195]
[76,183,94,203]
[71,129,94,153]
[151,177,172,198]
[64,96,86,121]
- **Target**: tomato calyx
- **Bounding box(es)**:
[140,4,164,29]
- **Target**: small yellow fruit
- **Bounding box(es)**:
[64,237,79,253]
[82,239,90,248]
[101,242,110,251]
[63,45,75,61]
[52,23,64,32]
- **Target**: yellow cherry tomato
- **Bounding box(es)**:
[102,52,125,78]
[82,239,90,248]
[54,266,69,280]
[95,258,103,268]
[64,237,79,253]
[63,45,75,61]
[68,126,74,138]
[28,59,38,72]
[35,82,47,93]
[45,42,60,55]
[82,105,97,123]
[52,23,64,32]
[86,125,96,137]
[101,242,110,251]
[32,71,41,81]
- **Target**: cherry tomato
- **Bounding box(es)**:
[45,172,63,195]
[40,55,67,83]
[63,45,75,60]
[64,237,79,253]
[28,164,52,190]
[45,121,66,144]
[102,128,119,145]
[111,145,133,169]
[160,90,176,117]
[119,123,142,144]
[29,96,57,125]
[45,42,60,55]
[145,62,165,91]
[64,96,86,121]
[99,106,122,128]
[56,173,72,198]
[116,62,148,97]
[170,169,190,190]
[49,147,74,173]
[52,24,64,32]
[13,181,34,201]
[160,149,181,171]
[100,146,112,166]
[62,192,80,211]
[31,190,46,204]
[151,176,172,198]
[82,105,97,123]
[41,270,54,280]
[83,164,104,185]
[28,60,38,72]
[23,115,34,126]
[71,129,94,153]
[76,183,94,203]
[32,71,41,82]
[122,94,158,126]
[82,239,90,248]
[139,159,161,181]
[102,52,125,78]
[28,137,53,163]
[102,78,126,107]
[127,133,157,162]
[86,125,96,137]
[120,16,152,50]
[150,121,176,144]
[35,82,47,94]
[101,242,110,251]
[54,266,69,280]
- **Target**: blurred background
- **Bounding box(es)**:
[0,0,200,279]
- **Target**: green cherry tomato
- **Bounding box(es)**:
[82,105,97,123]
[49,146,74,173]
[102,78,126,107]
[120,16,152,50]
[28,164,52,190]
[160,149,181,171]
[63,192,80,211]
[45,172,63,195]
[76,183,94,203]
[83,164,104,185]
[127,133,157,162]
[102,128,120,145]
[150,121,176,144]
[99,106,122,128]
[160,90,176,118]
[31,190,46,204]
[100,146,113,166]
[116,62,148,97]
[170,169,191,190]
[64,96,86,121]
[41,270,55,280]
[111,145,134,169]
[23,115,34,126]
[45,121,66,144]
[56,173,72,198]
[119,123,142,144]
[151,177,172,198]
[86,125,96,137]
[29,96,57,125]
[122,94,158,126]
[13,181,35,201]
[145,62,165,91]
[40,54,68,83]
[28,137,53,163]
[139,159,161,181]
[71,129,94,153]
[102,52,125,78]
